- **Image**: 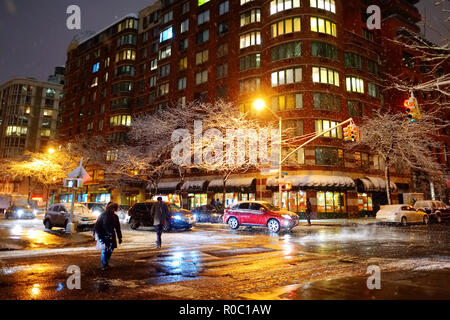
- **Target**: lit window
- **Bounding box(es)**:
[270,0,301,15]
[239,31,261,49]
[346,76,365,93]
[195,70,208,85]
[310,17,337,37]
[310,0,336,13]
[271,67,302,87]
[160,26,173,42]
[92,62,100,73]
[271,17,301,37]
[312,67,340,86]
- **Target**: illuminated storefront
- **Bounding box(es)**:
[181,180,209,210]
[358,193,373,213]
[273,190,307,213]
[267,175,355,218]
[155,181,182,207]
[316,191,347,216]
[209,177,256,207]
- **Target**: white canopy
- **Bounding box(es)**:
[359,176,397,192]
[266,175,355,189]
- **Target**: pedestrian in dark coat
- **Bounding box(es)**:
[306,198,312,226]
[151,197,170,248]
[93,202,122,270]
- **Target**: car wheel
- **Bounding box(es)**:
[163,224,171,232]
[401,216,408,226]
[129,218,140,230]
[44,219,53,230]
[423,215,430,225]
[228,217,239,230]
[267,219,281,233]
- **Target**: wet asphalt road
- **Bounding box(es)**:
[0,215,450,300]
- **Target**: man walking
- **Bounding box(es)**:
[151,197,170,248]
[305,198,312,226]
[93,202,122,270]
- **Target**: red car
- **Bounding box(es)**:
[223,201,299,233]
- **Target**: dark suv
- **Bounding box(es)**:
[127,201,196,231]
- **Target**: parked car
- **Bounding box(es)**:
[43,203,97,232]
[5,205,36,219]
[223,201,299,233]
[414,200,450,223]
[191,204,223,223]
[127,201,196,231]
[376,204,429,226]
[79,202,106,218]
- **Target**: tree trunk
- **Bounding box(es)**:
[385,158,392,205]
[222,179,227,205]
[45,184,50,211]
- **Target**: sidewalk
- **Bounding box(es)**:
[298,217,379,227]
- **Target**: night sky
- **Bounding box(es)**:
[0,0,447,84]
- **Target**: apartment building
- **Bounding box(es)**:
[60,0,449,215]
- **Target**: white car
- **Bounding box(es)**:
[376,204,429,226]
[44,203,97,231]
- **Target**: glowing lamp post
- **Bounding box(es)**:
[253,98,283,209]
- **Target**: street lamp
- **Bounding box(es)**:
[253,98,283,209]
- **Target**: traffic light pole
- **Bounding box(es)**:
[281,118,355,164]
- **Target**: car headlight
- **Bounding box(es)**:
[282,214,292,220]
[172,215,183,221]
[193,214,198,220]
[17,210,24,217]
[93,210,101,217]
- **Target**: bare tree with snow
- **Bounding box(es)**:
[109,100,280,205]
[348,108,448,204]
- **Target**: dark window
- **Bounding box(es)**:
[238,203,250,210]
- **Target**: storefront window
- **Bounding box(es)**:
[216,192,255,206]
[273,191,307,212]
[358,193,373,212]
[317,191,346,213]
[188,193,207,209]
[94,193,110,203]
[153,194,181,207]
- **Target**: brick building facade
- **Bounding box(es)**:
[59,0,449,216]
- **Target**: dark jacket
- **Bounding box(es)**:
[94,211,122,250]
[306,201,312,214]
[151,201,170,226]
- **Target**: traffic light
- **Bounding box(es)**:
[404,96,422,122]
[350,124,359,141]
[344,125,352,141]
[344,124,358,142]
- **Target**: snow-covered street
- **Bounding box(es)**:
[0,216,450,299]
